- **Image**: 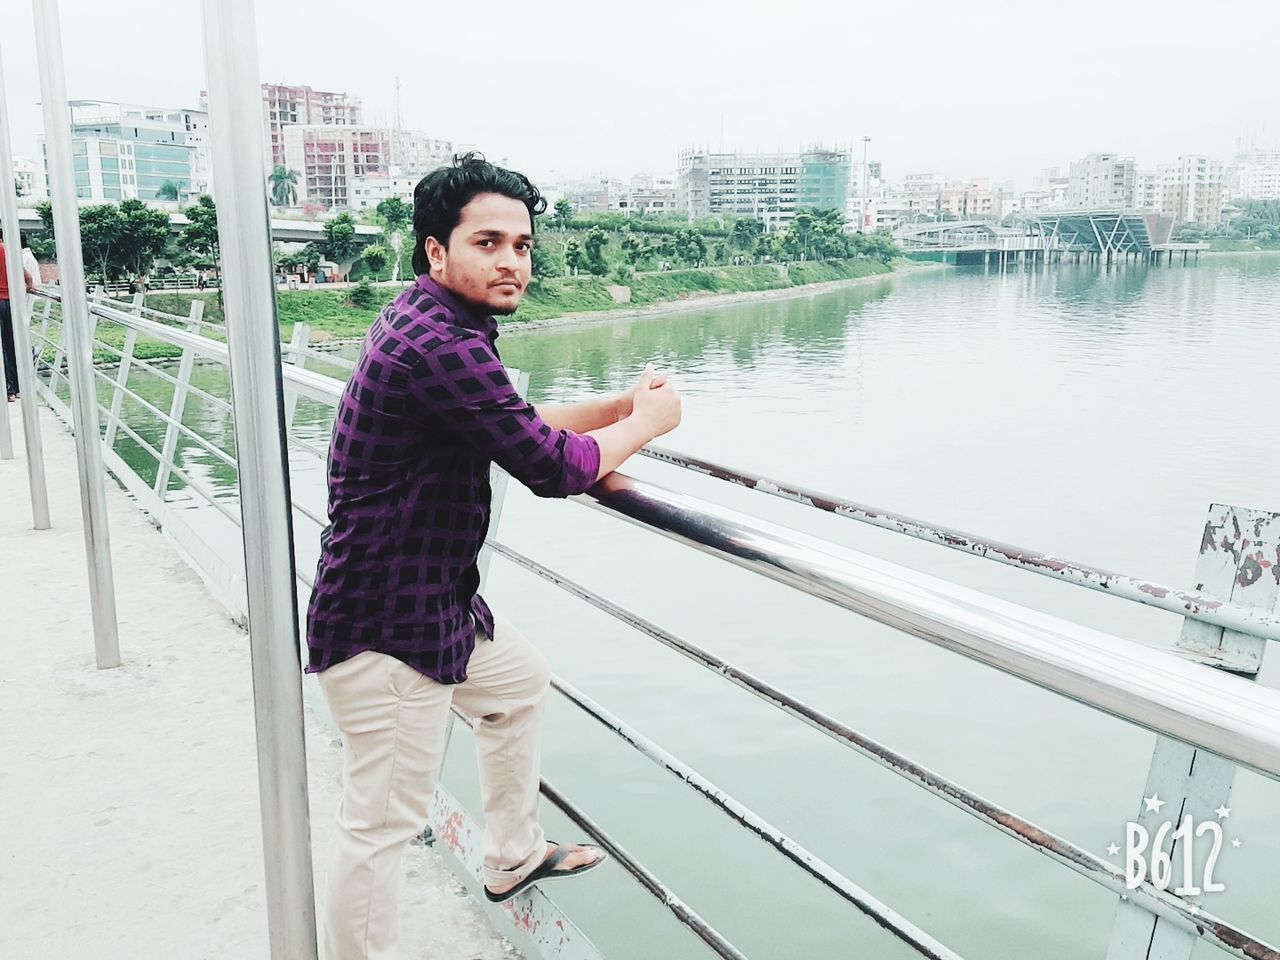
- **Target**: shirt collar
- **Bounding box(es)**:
[415,274,499,342]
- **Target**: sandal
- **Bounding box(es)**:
[484,841,608,904]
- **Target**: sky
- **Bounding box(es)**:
[4,0,1279,189]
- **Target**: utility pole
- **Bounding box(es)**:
[860,135,872,233]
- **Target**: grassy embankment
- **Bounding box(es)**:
[1205,238,1280,252]
[62,257,894,364]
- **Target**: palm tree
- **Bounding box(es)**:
[268,166,299,207]
[157,181,181,201]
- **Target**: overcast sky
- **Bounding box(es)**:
[4,0,1278,188]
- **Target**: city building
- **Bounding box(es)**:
[558,178,625,215]
[613,174,677,216]
[51,99,204,203]
[937,178,996,219]
[392,131,454,176]
[261,83,363,171]
[14,156,45,201]
[677,147,850,230]
[1135,156,1224,225]
[348,173,421,211]
[282,124,393,209]
[1066,153,1136,208]
[1232,148,1280,200]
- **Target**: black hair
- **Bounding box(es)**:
[412,151,546,276]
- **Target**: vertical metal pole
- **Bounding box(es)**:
[282,321,310,431]
[102,292,142,451]
[32,0,120,668]
[199,2,318,957]
[154,300,203,500]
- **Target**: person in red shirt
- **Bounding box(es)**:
[0,229,36,401]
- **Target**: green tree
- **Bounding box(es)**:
[564,237,585,275]
[374,197,412,282]
[553,198,573,231]
[78,204,125,283]
[583,225,609,275]
[530,241,563,281]
[117,198,171,279]
[360,243,390,280]
[621,233,647,266]
[156,181,181,202]
[791,211,816,260]
[731,218,764,250]
[268,166,299,207]
[674,229,706,266]
[321,212,360,271]
[27,201,57,260]
[375,196,412,233]
[347,278,377,309]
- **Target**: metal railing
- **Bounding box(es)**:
[23,286,1280,960]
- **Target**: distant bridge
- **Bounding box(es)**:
[894,209,1208,266]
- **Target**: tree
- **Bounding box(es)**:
[117,199,171,279]
[621,233,648,266]
[731,217,763,250]
[375,196,411,234]
[181,194,221,273]
[360,243,390,280]
[321,212,360,273]
[553,199,573,231]
[77,204,129,283]
[530,241,563,281]
[375,197,412,282]
[156,181,181,202]
[583,225,609,275]
[674,229,706,266]
[791,211,816,261]
[563,237,585,275]
[268,166,299,207]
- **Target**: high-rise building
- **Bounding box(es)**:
[51,99,204,203]
[261,83,363,171]
[282,125,392,209]
[392,131,454,175]
[1232,149,1280,200]
[677,147,850,230]
[1136,156,1224,225]
[1066,153,1136,208]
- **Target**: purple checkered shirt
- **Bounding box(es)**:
[305,274,602,683]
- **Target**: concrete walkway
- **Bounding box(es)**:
[0,402,518,960]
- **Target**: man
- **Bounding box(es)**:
[307,152,681,959]
[0,229,37,402]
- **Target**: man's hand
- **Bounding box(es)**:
[615,364,669,422]
[629,364,681,441]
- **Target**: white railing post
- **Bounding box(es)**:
[282,321,310,431]
[199,1,319,956]
[102,292,142,451]
[154,300,204,500]
[33,0,120,669]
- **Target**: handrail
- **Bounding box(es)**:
[640,445,1280,645]
[575,472,1280,782]
[483,539,1277,958]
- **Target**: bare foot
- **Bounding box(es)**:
[486,842,602,896]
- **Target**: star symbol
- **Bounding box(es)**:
[1144,793,1167,814]
[1106,843,1121,857]
[1188,904,1200,916]
[1214,804,1231,820]
[1232,838,1241,848]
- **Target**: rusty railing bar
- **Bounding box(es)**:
[639,445,1280,644]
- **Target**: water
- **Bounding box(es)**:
[101,256,1280,958]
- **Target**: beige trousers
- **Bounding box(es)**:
[318,613,551,960]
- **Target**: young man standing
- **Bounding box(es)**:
[307,153,681,959]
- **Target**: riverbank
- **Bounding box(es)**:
[61,257,914,362]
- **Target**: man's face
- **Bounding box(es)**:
[426,192,533,316]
